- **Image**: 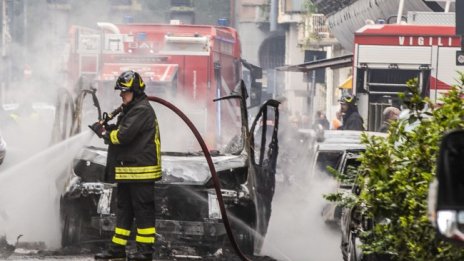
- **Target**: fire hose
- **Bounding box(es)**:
[147,96,251,261]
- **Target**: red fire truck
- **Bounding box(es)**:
[66,22,246,148]
[352,23,461,131]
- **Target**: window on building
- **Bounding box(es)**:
[171,0,193,7]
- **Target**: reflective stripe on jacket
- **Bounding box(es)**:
[106,95,161,182]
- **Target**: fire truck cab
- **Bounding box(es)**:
[353,23,461,131]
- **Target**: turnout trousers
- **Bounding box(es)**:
[111,182,156,254]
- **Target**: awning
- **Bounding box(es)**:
[339,75,352,89]
[99,63,178,82]
[276,54,353,72]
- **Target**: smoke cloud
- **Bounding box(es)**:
[260,123,343,260]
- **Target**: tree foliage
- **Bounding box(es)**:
[332,72,464,260]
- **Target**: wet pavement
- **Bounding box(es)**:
[3,244,278,261]
[7,251,278,261]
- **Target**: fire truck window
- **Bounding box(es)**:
[365,68,430,95]
[355,68,366,93]
[369,69,419,85]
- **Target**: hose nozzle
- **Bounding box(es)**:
[101,106,123,125]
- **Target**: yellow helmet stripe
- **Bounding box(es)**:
[120,77,134,87]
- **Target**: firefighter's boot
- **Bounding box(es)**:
[127,252,152,261]
[94,245,126,260]
[127,243,153,261]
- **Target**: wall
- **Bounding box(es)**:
[236,0,270,65]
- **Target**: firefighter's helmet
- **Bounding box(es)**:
[339,94,356,105]
[114,70,145,95]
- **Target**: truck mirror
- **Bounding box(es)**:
[435,129,464,241]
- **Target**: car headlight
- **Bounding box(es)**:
[208,191,222,219]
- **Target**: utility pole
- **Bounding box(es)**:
[1,0,10,104]
[396,0,405,24]
[23,0,27,63]
[456,0,464,66]
[1,0,8,58]
[306,56,317,127]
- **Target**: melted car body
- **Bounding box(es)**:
[59,86,279,257]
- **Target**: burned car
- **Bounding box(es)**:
[59,84,279,257]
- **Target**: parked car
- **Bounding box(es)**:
[59,84,280,258]
[309,130,382,226]
[307,130,387,261]
[329,133,388,261]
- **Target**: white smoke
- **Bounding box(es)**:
[261,126,343,260]
[0,131,93,249]
[262,175,342,261]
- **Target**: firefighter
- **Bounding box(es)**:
[90,70,161,261]
[338,94,364,131]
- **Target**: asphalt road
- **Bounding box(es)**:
[7,252,278,261]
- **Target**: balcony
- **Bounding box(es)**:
[311,0,357,16]
[298,14,336,47]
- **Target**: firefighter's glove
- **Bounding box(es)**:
[104,123,117,132]
[89,121,106,139]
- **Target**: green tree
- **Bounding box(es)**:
[329,73,464,260]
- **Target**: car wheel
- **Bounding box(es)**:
[347,232,360,261]
[341,239,349,261]
[225,205,256,256]
[234,223,255,256]
[61,204,83,247]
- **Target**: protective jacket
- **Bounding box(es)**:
[341,108,364,131]
[105,94,161,182]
